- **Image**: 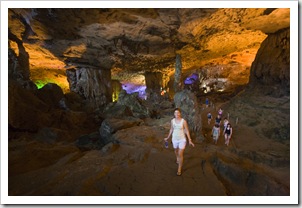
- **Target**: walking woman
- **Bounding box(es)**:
[223,123,233,146]
[164,108,195,176]
[212,123,220,145]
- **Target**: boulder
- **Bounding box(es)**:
[99,117,142,144]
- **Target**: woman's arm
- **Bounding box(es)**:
[164,120,174,141]
[184,120,195,147]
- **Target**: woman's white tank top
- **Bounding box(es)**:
[172,118,186,141]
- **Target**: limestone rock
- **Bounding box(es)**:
[117,90,150,118]
[36,83,64,108]
[248,28,289,97]
[174,89,203,141]
[99,117,142,144]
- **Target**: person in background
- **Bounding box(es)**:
[212,123,220,145]
[164,108,195,176]
[218,108,223,117]
[205,98,209,108]
[215,114,222,126]
[223,123,233,146]
[207,112,212,125]
[223,117,229,131]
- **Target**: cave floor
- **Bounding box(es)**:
[8,96,290,197]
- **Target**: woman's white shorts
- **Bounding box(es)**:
[172,140,187,149]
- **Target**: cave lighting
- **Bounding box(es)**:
[121,82,147,99]
[34,80,46,89]
[184,73,198,85]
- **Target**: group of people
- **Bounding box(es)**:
[163,105,233,176]
[210,108,232,146]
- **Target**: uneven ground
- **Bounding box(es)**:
[8,92,290,197]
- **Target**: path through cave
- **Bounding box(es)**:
[8,93,290,196]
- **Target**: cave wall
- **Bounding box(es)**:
[248,28,290,97]
[66,67,112,107]
[8,31,30,83]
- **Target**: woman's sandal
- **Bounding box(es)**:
[177,171,182,176]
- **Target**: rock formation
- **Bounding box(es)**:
[7,8,291,197]
[248,28,290,97]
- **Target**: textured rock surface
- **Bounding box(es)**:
[7,7,291,198]
[249,28,290,97]
[174,90,203,140]
[66,67,112,106]
[8,8,290,91]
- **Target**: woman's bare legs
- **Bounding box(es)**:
[174,148,179,164]
[225,134,230,146]
[227,135,231,146]
[175,148,185,174]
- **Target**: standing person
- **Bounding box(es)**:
[223,123,233,146]
[215,114,222,126]
[207,112,212,125]
[164,108,195,176]
[223,117,229,131]
[205,98,209,108]
[212,123,220,144]
[218,108,223,117]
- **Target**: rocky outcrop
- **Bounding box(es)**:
[174,90,203,141]
[36,83,64,109]
[8,82,50,132]
[102,103,134,119]
[222,27,290,143]
[8,30,30,82]
[211,154,289,195]
[117,90,150,118]
[99,117,142,144]
[248,28,290,97]
[8,80,96,135]
[66,67,112,107]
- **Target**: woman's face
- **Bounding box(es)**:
[174,110,181,118]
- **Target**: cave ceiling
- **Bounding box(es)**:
[8,8,290,91]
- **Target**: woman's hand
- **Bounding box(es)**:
[164,137,169,141]
[189,140,195,147]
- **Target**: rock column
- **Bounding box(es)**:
[174,54,183,93]
[174,89,203,141]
